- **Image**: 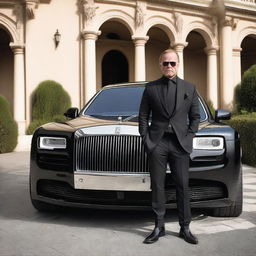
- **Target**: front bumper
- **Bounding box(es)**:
[74,172,151,191]
[30,161,235,210]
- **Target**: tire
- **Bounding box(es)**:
[211,170,243,217]
[211,201,242,217]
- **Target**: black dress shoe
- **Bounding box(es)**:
[179,227,198,244]
[143,226,165,244]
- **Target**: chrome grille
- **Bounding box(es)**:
[75,135,148,173]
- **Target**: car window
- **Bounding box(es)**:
[83,86,145,120]
[198,98,207,122]
[83,86,207,122]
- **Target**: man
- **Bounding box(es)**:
[139,49,200,244]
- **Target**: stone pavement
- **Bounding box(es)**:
[0,152,256,256]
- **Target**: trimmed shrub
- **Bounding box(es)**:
[227,113,256,166]
[27,80,71,134]
[0,95,18,153]
[234,83,241,113]
[31,80,71,121]
[236,65,256,112]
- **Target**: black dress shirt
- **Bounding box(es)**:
[161,76,177,134]
[161,76,177,116]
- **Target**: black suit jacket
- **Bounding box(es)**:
[139,76,200,153]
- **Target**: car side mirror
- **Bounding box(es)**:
[64,107,79,119]
[215,109,231,122]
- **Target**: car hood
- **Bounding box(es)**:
[41,116,138,133]
[197,121,236,141]
[41,116,235,139]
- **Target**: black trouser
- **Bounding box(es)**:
[148,133,191,228]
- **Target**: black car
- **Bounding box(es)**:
[30,82,242,217]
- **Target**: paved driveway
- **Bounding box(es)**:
[0,152,256,256]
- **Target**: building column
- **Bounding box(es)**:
[172,42,188,79]
[132,36,149,81]
[10,43,26,135]
[204,47,219,109]
[220,17,233,109]
[233,48,242,87]
[81,30,101,103]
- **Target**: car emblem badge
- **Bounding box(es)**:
[115,127,121,135]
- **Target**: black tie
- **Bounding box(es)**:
[166,79,176,115]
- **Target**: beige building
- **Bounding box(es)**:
[0,0,256,137]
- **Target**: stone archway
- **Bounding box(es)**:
[241,34,256,76]
[97,19,132,88]
[0,28,14,113]
[184,31,207,100]
[0,11,26,135]
[101,50,129,86]
[145,27,170,81]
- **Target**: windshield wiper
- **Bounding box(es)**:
[123,114,138,122]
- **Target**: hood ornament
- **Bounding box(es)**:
[115,127,121,135]
[118,116,122,123]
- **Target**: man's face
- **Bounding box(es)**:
[160,52,179,79]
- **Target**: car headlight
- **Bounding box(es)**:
[193,137,224,150]
[38,137,67,150]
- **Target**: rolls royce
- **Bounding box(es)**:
[30,82,242,217]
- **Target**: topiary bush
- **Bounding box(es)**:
[0,95,18,153]
[27,80,71,134]
[234,83,241,113]
[31,80,71,121]
[227,113,256,166]
[236,64,256,112]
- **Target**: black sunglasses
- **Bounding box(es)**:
[162,61,177,67]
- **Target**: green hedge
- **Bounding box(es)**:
[0,95,18,153]
[31,80,71,121]
[227,113,256,166]
[235,64,256,112]
[27,80,71,134]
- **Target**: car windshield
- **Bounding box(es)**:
[83,85,207,122]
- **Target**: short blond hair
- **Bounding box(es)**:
[159,48,180,64]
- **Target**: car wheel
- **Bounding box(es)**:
[212,201,242,217]
[212,170,243,217]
